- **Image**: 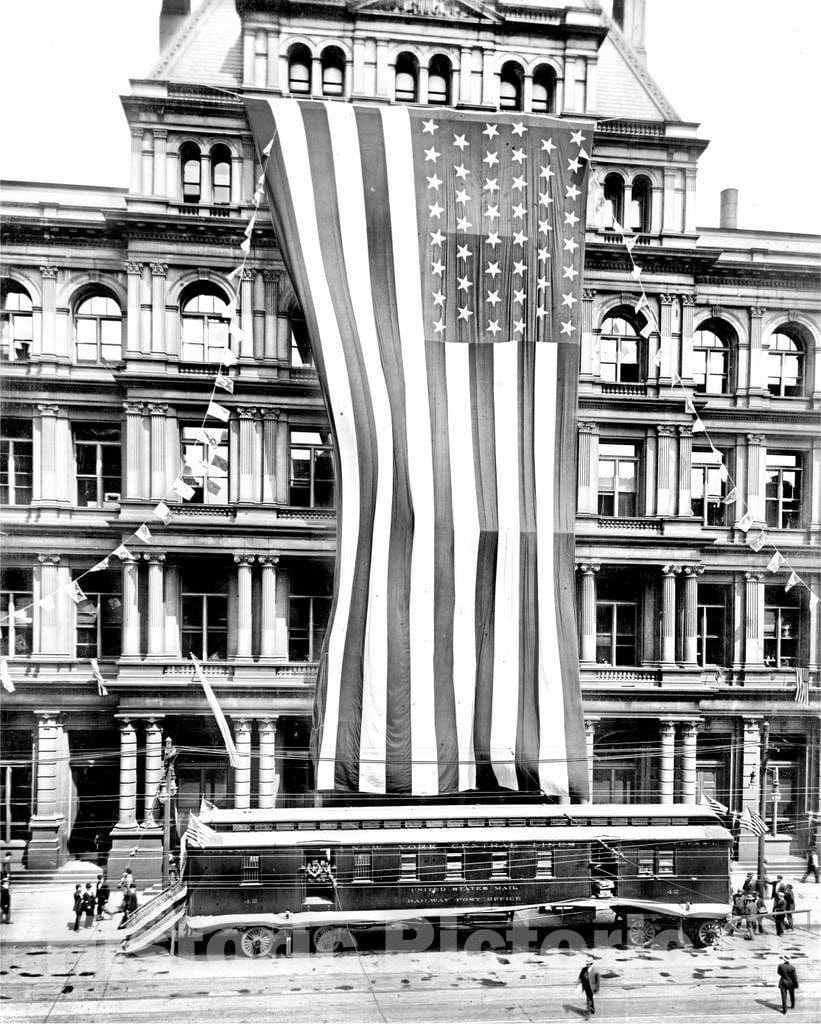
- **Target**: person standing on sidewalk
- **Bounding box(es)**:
[772,891,787,937]
[801,849,819,883]
[0,877,10,924]
[578,959,601,1015]
[95,875,111,920]
[72,884,83,932]
[777,956,799,1014]
[81,883,96,928]
[120,884,138,927]
[783,884,795,930]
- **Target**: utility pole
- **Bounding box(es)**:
[161,738,178,889]
[757,720,770,887]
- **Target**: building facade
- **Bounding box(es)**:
[1,0,819,876]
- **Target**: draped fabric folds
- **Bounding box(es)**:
[246,98,590,800]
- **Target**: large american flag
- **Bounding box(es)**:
[247,99,590,800]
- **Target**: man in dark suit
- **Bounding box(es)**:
[120,884,138,927]
[777,956,798,1014]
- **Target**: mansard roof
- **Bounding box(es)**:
[148,0,680,123]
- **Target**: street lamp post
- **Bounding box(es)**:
[161,738,178,889]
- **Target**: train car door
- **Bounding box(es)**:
[301,847,336,912]
[590,840,619,896]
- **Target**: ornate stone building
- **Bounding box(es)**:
[1,0,818,876]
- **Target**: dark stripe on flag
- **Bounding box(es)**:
[355,107,413,793]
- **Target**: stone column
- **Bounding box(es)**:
[680,721,699,803]
[745,432,765,525]
[124,262,143,357]
[263,272,278,360]
[130,128,142,192]
[579,288,596,379]
[276,312,291,364]
[237,406,258,503]
[152,130,167,196]
[123,402,145,499]
[741,717,762,809]
[661,564,680,664]
[240,270,254,359]
[744,571,765,666]
[167,148,179,200]
[659,720,676,804]
[28,712,68,869]
[577,562,599,664]
[275,566,290,661]
[148,403,168,500]
[144,553,166,657]
[143,719,163,827]
[231,153,243,204]
[682,565,703,665]
[36,404,60,503]
[577,422,599,515]
[115,719,138,828]
[141,132,154,199]
[234,554,254,659]
[36,555,62,656]
[122,555,141,657]
[233,719,252,809]
[140,265,152,355]
[683,169,697,234]
[258,717,279,808]
[259,555,279,658]
[164,564,181,658]
[749,307,767,394]
[275,416,290,503]
[677,424,693,516]
[40,266,58,358]
[253,271,265,360]
[656,424,676,517]
[680,295,696,383]
[149,263,167,356]
[584,718,597,803]
[262,410,278,504]
[658,293,674,383]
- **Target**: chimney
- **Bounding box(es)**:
[160,0,191,54]
[720,188,739,230]
[612,0,647,65]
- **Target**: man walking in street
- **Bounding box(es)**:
[0,877,10,925]
[95,875,111,920]
[120,883,138,927]
[72,884,83,932]
[772,890,787,937]
[777,955,799,1014]
[578,958,601,1015]
[801,848,819,883]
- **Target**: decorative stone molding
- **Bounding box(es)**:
[149,263,168,277]
[40,266,58,280]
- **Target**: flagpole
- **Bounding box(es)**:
[758,720,770,887]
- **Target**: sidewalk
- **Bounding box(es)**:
[0,882,150,946]
[730,868,821,929]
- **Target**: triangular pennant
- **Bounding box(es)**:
[240,238,251,255]
[692,417,706,434]
[221,347,238,367]
[766,551,786,573]
[227,266,243,283]
[718,463,729,483]
[630,264,642,280]
[721,486,739,506]
[171,478,195,501]
[253,189,263,206]
[747,530,767,553]
[90,557,110,573]
[228,323,245,343]
[134,523,152,544]
[67,580,87,605]
[784,571,800,593]
[262,137,274,157]
[243,215,256,238]
[207,400,231,423]
[624,235,639,253]
[215,372,234,394]
[90,658,109,697]
[152,501,172,524]
[112,544,131,561]
[736,511,754,533]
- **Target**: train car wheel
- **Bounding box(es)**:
[240,926,276,958]
[313,925,354,953]
[693,919,724,948]
[626,916,656,947]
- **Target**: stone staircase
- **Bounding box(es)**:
[7,858,162,894]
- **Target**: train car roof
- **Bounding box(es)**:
[186,823,732,849]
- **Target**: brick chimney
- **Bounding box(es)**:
[612,0,647,65]
[160,0,191,54]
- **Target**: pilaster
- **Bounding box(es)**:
[659,720,675,805]
[577,421,599,515]
[149,263,167,356]
[577,562,600,664]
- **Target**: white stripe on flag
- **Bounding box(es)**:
[445,343,479,791]
[191,654,241,769]
[490,341,520,791]
[381,106,438,795]
[327,102,394,794]
[270,99,361,791]
[534,342,569,798]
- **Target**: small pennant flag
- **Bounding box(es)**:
[240,237,251,255]
[642,322,655,340]
[718,462,729,482]
[171,478,195,501]
[684,394,698,417]
[630,264,642,280]
[221,347,238,367]
[736,511,755,534]
[0,657,14,694]
[256,170,265,188]
[228,322,245,341]
[766,551,786,573]
[262,137,274,157]
[692,417,706,434]
[152,501,172,524]
[203,428,224,447]
[207,400,230,423]
[700,792,729,815]
[90,658,109,697]
[215,372,234,394]
[624,234,639,253]
[112,544,131,561]
[747,530,767,553]
[67,581,87,605]
[190,654,241,769]
[253,188,263,206]
[184,455,210,477]
[721,487,739,506]
[794,666,809,706]
[227,266,243,283]
[243,215,257,238]
[784,571,800,593]
[210,453,228,473]
[90,557,110,573]
[612,219,623,235]
[634,293,650,317]
[134,523,153,544]
[740,805,769,836]
[225,299,238,319]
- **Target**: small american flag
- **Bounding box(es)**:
[740,805,769,836]
[699,792,728,815]
[794,665,809,705]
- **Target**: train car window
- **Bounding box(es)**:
[468,819,486,827]
[400,851,418,881]
[319,822,338,829]
[609,817,629,826]
[449,819,465,828]
[635,850,654,875]
[535,850,554,879]
[546,818,565,827]
[490,849,510,880]
[631,817,649,826]
[653,818,672,826]
[426,819,444,828]
[297,822,317,830]
[446,850,464,881]
[353,853,372,882]
[241,854,261,884]
[488,818,506,827]
[508,818,526,827]
[253,823,270,831]
[656,852,674,875]
[363,820,380,829]
[275,822,294,831]
[575,818,591,826]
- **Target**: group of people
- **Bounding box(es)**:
[70,868,138,932]
[729,872,797,939]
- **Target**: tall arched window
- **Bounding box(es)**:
[180,142,202,204]
[630,175,652,232]
[394,53,418,103]
[428,55,451,105]
[499,61,523,111]
[321,47,345,97]
[603,173,625,227]
[288,44,312,95]
[180,286,230,363]
[75,294,123,363]
[0,280,33,362]
[599,314,643,383]
[210,145,232,206]
[531,65,556,113]
[767,328,804,397]
[692,321,731,395]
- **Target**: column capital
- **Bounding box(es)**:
[750,306,767,319]
[578,420,599,435]
[146,402,168,416]
[234,553,256,566]
[743,716,763,731]
[746,432,765,445]
[659,293,675,306]
[576,561,600,575]
[262,407,281,421]
[236,405,258,420]
[682,564,705,577]
[123,261,143,275]
[40,266,58,280]
[141,551,166,565]
[37,554,61,566]
[744,571,764,583]
[231,717,252,735]
[657,424,676,437]
[582,288,597,300]
[145,717,164,732]
[257,716,279,730]
[262,269,279,283]
[117,718,136,735]
[258,554,280,567]
[240,267,255,281]
[36,403,61,417]
[678,424,693,437]
[659,719,677,734]
[661,563,681,576]
[680,294,697,307]
[123,400,145,415]
[583,717,599,735]
[34,710,62,727]
[149,262,168,277]
[681,719,701,736]
[153,128,168,141]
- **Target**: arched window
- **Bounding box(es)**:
[630,175,652,233]
[395,53,418,103]
[180,142,202,204]
[692,321,731,395]
[321,47,345,97]
[288,44,312,95]
[180,286,230,363]
[603,173,624,227]
[599,314,643,383]
[531,64,556,114]
[290,315,313,369]
[428,55,451,106]
[0,280,33,362]
[210,145,232,206]
[75,294,123,363]
[499,61,523,111]
[767,328,804,397]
